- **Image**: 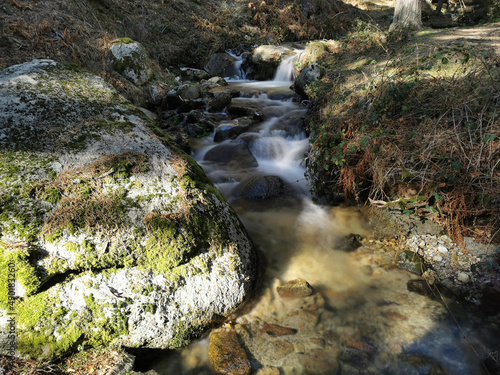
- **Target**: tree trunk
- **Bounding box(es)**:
[389,0,422,32]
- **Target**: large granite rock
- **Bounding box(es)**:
[204,53,239,79]
[108,38,154,86]
[250,45,292,80]
[0,60,257,359]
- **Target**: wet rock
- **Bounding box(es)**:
[339,347,370,370]
[255,367,280,375]
[163,89,183,110]
[294,62,323,98]
[346,340,377,355]
[407,279,436,298]
[398,250,427,275]
[214,119,252,142]
[108,38,153,86]
[270,110,306,137]
[204,143,258,169]
[251,45,291,80]
[298,350,339,374]
[392,353,447,375]
[179,67,210,82]
[334,233,363,252]
[235,133,261,147]
[201,76,229,90]
[261,324,298,337]
[236,175,286,200]
[227,101,264,121]
[267,339,294,358]
[177,84,202,100]
[208,329,252,375]
[265,86,299,101]
[384,311,408,321]
[339,362,360,375]
[185,123,207,137]
[209,92,233,112]
[205,53,239,79]
[277,279,313,298]
[177,98,206,113]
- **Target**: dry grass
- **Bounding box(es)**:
[35,152,148,235]
[306,28,500,246]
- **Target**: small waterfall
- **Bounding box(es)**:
[227,51,246,80]
[273,50,301,82]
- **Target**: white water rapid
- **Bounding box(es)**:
[140,49,500,375]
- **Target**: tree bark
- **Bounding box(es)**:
[389,0,422,32]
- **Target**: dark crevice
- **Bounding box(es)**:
[37,264,129,293]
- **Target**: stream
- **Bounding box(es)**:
[142,51,499,375]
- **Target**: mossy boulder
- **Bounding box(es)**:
[108,38,154,86]
[0,60,257,359]
[293,62,324,98]
[296,41,328,72]
[250,45,291,80]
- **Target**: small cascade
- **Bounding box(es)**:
[146,44,500,375]
[227,50,246,80]
[274,50,301,82]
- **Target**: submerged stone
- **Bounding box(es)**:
[237,175,286,201]
[277,279,313,298]
[208,329,252,375]
[261,324,298,337]
[398,250,427,275]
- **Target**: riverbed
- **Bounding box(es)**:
[142,62,499,375]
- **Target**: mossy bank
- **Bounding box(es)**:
[0,60,257,360]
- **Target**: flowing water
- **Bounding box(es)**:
[143,51,500,375]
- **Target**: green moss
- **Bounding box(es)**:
[143,212,193,271]
[15,290,129,360]
[113,37,135,44]
[0,244,42,309]
[45,228,63,243]
[65,242,78,252]
[169,319,207,349]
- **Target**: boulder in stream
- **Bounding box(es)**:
[204,53,239,79]
[251,45,292,80]
[204,143,258,170]
[294,62,324,98]
[0,60,257,360]
[214,118,253,142]
[236,175,287,201]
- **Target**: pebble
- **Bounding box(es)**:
[261,324,298,337]
[457,272,470,283]
[437,245,448,253]
[255,367,280,375]
[277,279,313,298]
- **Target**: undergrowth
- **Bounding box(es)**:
[306,25,500,246]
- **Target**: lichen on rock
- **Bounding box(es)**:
[0,59,257,359]
[108,39,154,86]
